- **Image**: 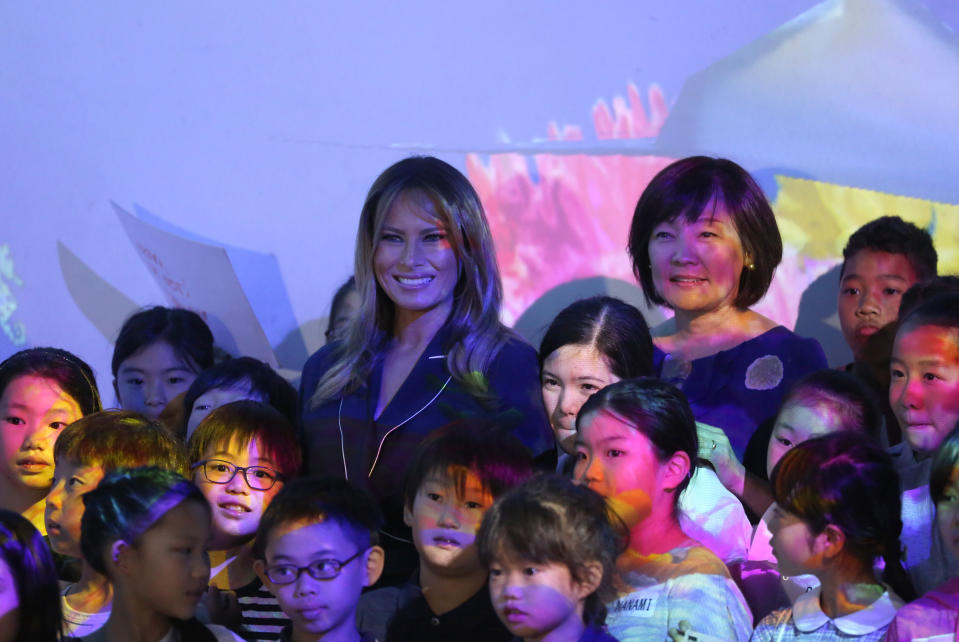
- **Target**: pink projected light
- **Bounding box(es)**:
[466,84,674,325]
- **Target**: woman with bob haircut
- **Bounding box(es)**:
[627,156,826,460]
[300,155,553,584]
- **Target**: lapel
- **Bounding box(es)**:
[367,325,452,430]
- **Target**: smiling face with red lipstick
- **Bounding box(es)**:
[373,191,460,330]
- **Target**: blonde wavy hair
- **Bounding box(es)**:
[310,156,512,408]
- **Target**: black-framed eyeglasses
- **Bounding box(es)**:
[191,459,286,491]
[264,549,366,584]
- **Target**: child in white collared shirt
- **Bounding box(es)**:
[750,432,914,641]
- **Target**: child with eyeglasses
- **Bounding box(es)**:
[188,400,302,640]
[253,477,385,642]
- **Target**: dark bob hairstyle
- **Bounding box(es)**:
[627,156,782,309]
[111,306,214,378]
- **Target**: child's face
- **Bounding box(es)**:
[766,401,842,479]
[0,375,83,493]
[255,519,379,639]
[541,344,621,455]
[838,250,918,361]
[403,468,493,576]
[890,323,959,454]
[767,503,825,577]
[122,499,211,622]
[574,411,662,512]
[488,555,587,642]
[936,467,959,561]
[185,380,265,439]
[193,437,285,550]
[114,341,197,421]
[45,458,106,557]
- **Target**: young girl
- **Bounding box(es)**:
[889,292,959,595]
[79,467,243,642]
[751,432,913,640]
[575,378,753,641]
[887,423,959,640]
[112,306,215,421]
[0,347,101,532]
[188,401,301,640]
[736,370,882,620]
[477,474,623,642]
[0,508,63,641]
[539,296,752,565]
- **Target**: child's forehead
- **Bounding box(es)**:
[266,517,356,556]
[205,434,276,461]
[422,465,490,494]
[895,322,959,359]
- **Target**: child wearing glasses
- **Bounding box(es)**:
[253,476,386,642]
[188,400,302,640]
[44,410,188,638]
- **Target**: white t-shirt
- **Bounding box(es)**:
[61,591,111,638]
[679,466,753,564]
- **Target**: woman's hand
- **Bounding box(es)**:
[696,421,746,498]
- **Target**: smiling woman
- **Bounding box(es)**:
[300,156,553,586]
[628,156,827,461]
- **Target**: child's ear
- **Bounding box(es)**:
[661,451,691,492]
[819,524,847,560]
[363,546,386,588]
[403,503,414,528]
[574,560,603,601]
[109,539,133,574]
[253,559,271,589]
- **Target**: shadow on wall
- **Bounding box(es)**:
[512,276,668,350]
[793,263,851,367]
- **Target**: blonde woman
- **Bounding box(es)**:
[300,156,553,585]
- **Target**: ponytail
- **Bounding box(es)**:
[881,541,916,602]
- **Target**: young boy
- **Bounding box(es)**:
[357,421,535,642]
[837,215,937,445]
[253,477,386,642]
[188,399,302,641]
[183,356,297,440]
[44,410,189,638]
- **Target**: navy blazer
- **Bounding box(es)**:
[298,326,553,579]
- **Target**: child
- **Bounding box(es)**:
[189,400,302,640]
[325,276,359,343]
[889,292,959,595]
[575,378,753,641]
[112,306,214,420]
[837,216,937,447]
[751,432,913,641]
[477,474,623,642]
[0,347,101,532]
[45,410,189,637]
[887,423,959,640]
[252,477,384,642]
[0,508,64,641]
[539,296,752,565]
[736,370,883,620]
[79,467,243,642]
[357,420,535,642]
[183,357,297,440]
[838,216,937,365]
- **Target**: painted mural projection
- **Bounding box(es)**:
[0,244,26,348]
[467,84,674,325]
[469,93,958,331]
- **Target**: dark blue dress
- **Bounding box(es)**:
[653,326,827,458]
[299,325,553,583]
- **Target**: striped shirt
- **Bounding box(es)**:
[235,577,289,641]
